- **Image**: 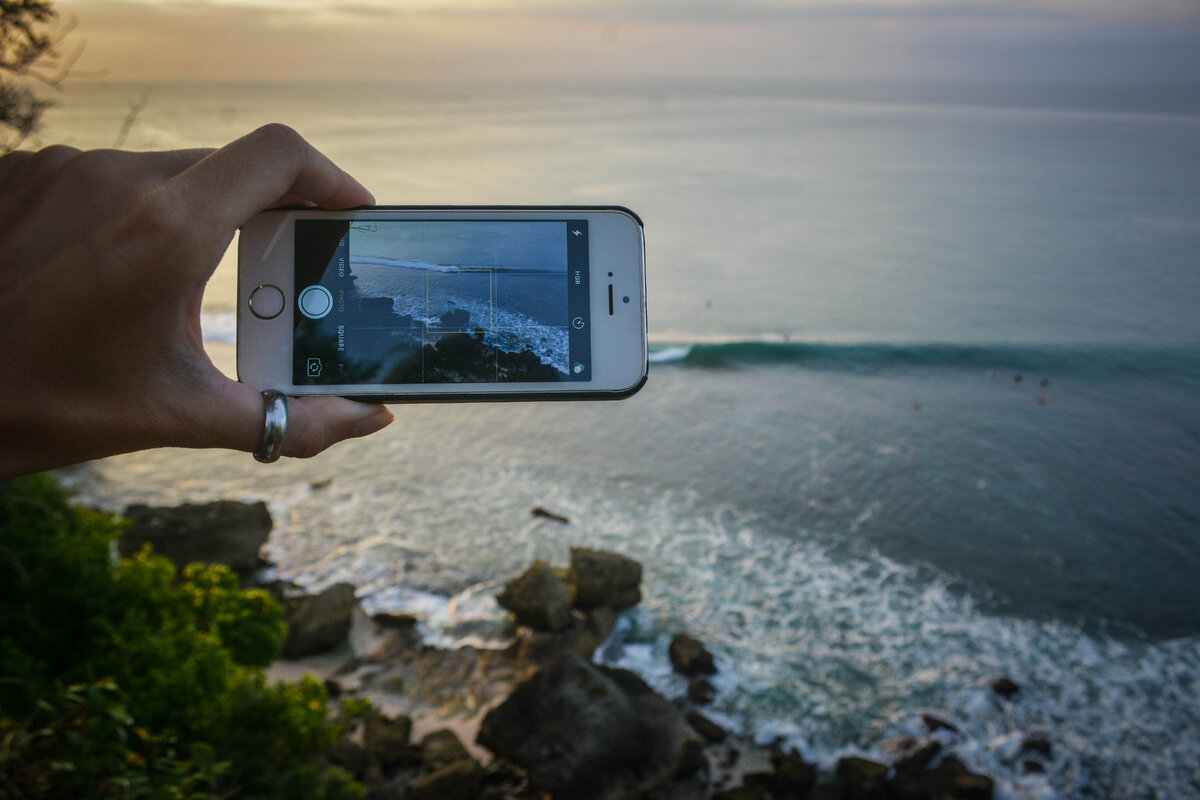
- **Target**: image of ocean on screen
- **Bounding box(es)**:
[348,220,571,374]
[40,79,1200,799]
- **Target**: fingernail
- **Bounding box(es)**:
[351,408,393,438]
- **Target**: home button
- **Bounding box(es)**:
[248,284,285,320]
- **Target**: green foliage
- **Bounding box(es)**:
[0,475,365,800]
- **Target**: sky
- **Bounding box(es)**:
[56,0,1200,85]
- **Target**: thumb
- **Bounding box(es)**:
[281,395,394,459]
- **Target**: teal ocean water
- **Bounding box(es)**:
[41,80,1200,798]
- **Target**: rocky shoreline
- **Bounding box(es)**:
[120,499,1016,800]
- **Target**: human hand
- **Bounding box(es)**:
[0,124,394,480]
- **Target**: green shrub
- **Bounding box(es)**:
[0,475,365,800]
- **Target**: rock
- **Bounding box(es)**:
[713,789,765,800]
[834,756,889,800]
[323,678,343,698]
[896,739,942,774]
[587,606,618,642]
[920,755,994,800]
[406,758,484,800]
[882,736,942,773]
[669,634,717,676]
[770,749,817,796]
[363,711,413,768]
[1020,734,1052,757]
[387,332,564,383]
[515,631,564,664]
[565,606,621,659]
[920,714,959,734]
[477,656,684,800]
[886,738,944,800]
[676,737,708,779]
[275,582,358,658]
[372,611,419,630]
[685,711,727,744]
[688,677,716,705]
[569,547,643,610]
[742,772,780,797]
[420,729,471,772]
[325,738,369,779]
[436,307,472,330]
[990,676,1020,699]
[1022,759,1045,774]
[119,500,271,573]
[808,784,845,800]
[496,560,574,632]
[532,506,571,524]
[379,674,406,694]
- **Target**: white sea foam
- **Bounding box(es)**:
[648,345,693,363]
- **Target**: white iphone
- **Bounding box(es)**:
[236,207,647,401]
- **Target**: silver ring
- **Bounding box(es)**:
[253,389,288,463]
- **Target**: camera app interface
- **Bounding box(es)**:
[293,219,591,385]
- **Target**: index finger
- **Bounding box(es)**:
[170,124,374,230]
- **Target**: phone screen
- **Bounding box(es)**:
[292,219,591,386]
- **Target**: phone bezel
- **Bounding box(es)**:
[237,206,647,402]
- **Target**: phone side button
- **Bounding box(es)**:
[248,284,285,320]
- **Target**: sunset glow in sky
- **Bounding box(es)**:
[59,0,1200,84]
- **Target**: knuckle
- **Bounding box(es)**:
[128,188,190,240]
[250,123,307,157]
[31,144,82,171]
[60,149,128,187]
[1,145,78,188]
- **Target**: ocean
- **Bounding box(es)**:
[37,80,1200,799]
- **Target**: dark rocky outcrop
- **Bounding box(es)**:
[405,758,484,800]
[273,581,358,658]
[120,500,271,573]
[1020,734,1052,757]
[419,729,471,773]
[326,738,370,780]
[436,307,472,330]
[685,711,727,745]
[712,789,764,800]
[920,714,959,734]
[767,749,818,797]
[834,756,890,799]
[688,677,717,705]
[371,611,419,631]
[913,755,994,800]
[495,560,575,632]
[477,656,684,800]
[670,634,717,676]
[532,506,571,524]
[362,710,413,769]
[384,332,564,384]
[990,676,1020,699]
[570,547,643,610]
